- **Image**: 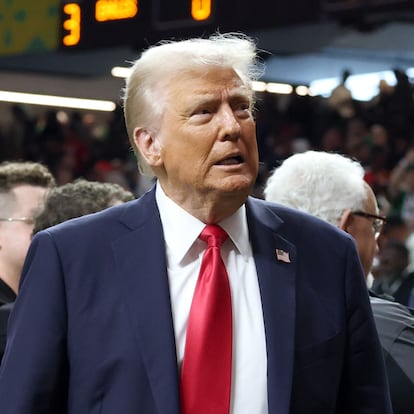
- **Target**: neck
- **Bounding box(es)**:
[156,179,250,223]
[170,191,247,223]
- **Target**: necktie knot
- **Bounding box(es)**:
[199,224,228,248]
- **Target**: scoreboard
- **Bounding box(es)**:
[59,0,321,51]
[62,0,218,49]
[1,0,413,57]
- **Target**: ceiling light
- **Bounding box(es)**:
[266,82,293,94]
[0,91,116,112]
[309,70,397,102]
[252,81,267,92]
[295,85,309,96]
[111,66,132,78]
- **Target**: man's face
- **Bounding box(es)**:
[347,187,380,277]
[152,67,258,212]
[0,184,48,292]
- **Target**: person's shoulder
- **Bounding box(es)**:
[34,197,145,248]
[49,199,135,231]
[248,196,347,237]
[370,296,414,364]
[29,199,145,260]
[249,196,321,220]
[370,295,414,323]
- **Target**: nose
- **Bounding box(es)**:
[219,105,241,141]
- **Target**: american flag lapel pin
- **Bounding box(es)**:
[275,248,291,263]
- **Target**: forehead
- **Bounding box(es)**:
[0,190,15,212]
[11,185,48,214]
[165,67,251,100]
[363,185,378,214]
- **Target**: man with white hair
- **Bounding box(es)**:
[264,150,414,414]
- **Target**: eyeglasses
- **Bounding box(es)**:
[351,211,386,238]
[0,217,34,224]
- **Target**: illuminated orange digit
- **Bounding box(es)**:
[191,0,211,21]
[63,3,81,46]
[95,0,138,22]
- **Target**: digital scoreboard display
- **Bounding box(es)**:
[60,0,322,51]
[61,0,222,50]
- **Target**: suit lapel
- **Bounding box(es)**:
[247,199,296,414]
[112,189,180,414]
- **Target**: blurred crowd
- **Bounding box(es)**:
[0,105,154,198]
[5,70,414,203]
[254,68,414,202]
[2,68,414,306]
[1,69,414,205]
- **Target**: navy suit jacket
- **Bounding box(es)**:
[0,187,392,413]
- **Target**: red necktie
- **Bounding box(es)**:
[180,224,233,414]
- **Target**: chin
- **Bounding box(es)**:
[216,177,254,196]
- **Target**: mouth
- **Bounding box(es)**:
[215,155,244,166]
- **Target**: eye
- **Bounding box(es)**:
[190,104,214,117]
[234,102,252,117]
[189,106,214,124]
[191,109,212,119]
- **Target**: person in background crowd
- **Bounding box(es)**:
[388,147,414,230]
[32,179,135,235]
[0,33,391,414]
[372,240,414,308]
[378,214,411,250]
[1,179,134,362]
[264,150,414,414]
[0,161,55,300]
[327,69,356,119]
[0,161,55,361]
[376,213,414,276]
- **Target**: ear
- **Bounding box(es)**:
[338,209,353,232]
[133,128,163,168]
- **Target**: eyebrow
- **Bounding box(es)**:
[190,90,252,107]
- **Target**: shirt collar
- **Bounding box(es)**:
[155,182,250,264]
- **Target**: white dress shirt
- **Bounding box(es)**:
[156,183,268,414]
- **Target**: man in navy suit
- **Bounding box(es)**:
[0,33,392,413]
